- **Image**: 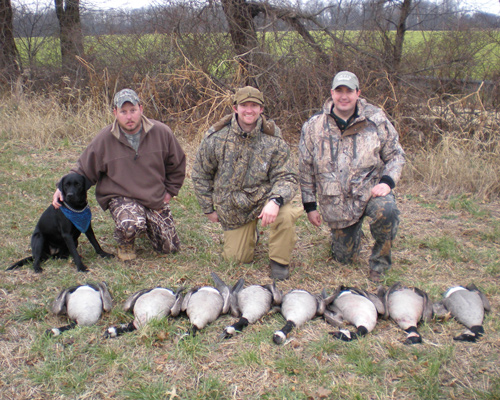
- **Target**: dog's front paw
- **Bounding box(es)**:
[77,265,89,273]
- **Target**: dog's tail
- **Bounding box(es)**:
[6,257,33,271]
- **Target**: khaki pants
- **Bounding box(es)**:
[223,203,302,264]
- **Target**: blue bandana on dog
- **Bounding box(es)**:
[60,203,92,233]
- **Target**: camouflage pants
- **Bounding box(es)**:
[108,197,180,254]
[331,193,400,273]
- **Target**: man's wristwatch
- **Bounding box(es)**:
[270,197,283,207]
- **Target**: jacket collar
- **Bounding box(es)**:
[323,97,367,136]
[110,115,154,139]
[231,113,263,139]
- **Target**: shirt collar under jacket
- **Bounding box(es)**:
[232,113,263,139]
[330,104,359,132]
[322,97,366,131]
[110,114,154,140]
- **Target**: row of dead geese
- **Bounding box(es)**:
[47,272,491,344]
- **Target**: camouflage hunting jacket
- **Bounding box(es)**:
[192,114,298,231]
[299,98,405,229]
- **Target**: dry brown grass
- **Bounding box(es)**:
[403,135,500,201]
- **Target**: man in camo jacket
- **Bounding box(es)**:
[299,71,405,282]
[192,86,301,280]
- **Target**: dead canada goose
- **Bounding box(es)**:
[104,286,184,338]
[221,278,282,338]
[432,283,491,342]
[181,272,231,335]
[324,286,385,341]
[378,282,432,344]
[273,289,332,345]
[48,281,112,336]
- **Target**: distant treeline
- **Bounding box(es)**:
[13,0,500,38]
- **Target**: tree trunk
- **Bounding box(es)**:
[0,0,20,78]
[393,0,412,72]
[220,0,259,82]
[54,0,85,74]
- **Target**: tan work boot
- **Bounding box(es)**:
[117,243,136,261]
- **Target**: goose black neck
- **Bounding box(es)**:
[280,320,296,336]
[231,317,249,333]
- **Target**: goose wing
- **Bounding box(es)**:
[263,280,282,306]
[466,283,491,312]
[181,287,199,312]
[123,288,152,312]
[211,272,231,314]
[170,286,186,317]
[413,287,432,322]
[97,282,113,312]
[51,287,72,315]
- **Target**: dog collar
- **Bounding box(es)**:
[62,201,89,213]
[60,204,92,233]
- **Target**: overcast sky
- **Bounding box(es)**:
[15,0,500,16]
[96,0,500,14]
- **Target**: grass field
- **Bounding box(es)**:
[1,134,499,399]
[15,29,500,81]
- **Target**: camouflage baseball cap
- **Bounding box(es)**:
[332,71,359,90]
[113,89,140,108]
[233,86,264,106]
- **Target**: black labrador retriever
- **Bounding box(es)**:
[7,173,114,273]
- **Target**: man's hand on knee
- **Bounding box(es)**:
[371,183,391,198]
[206,211,219,223]
[307,210,322,227]
[259,201,279,227]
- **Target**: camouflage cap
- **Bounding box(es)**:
[332,71,359,90]
[233,86,264,106]
[113,89,140,108]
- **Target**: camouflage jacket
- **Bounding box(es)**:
[299,98,405,229]
[192,114,298,231]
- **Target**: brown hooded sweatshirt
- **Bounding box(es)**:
[72,115,186,211]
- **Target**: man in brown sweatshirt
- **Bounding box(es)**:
[53,89,186,261]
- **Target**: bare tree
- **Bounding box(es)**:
[14,2,58,71]
[393,0,412,72]
[0,0,20,78]
[54,0,85,74]
[220,0,260,80]
[219,0,332,83]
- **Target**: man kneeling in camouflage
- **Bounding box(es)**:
[192,87,301,280]
[299,72,405,282]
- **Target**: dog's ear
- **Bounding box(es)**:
[58,175,68,194]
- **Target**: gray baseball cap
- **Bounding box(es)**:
[332,71,359,90]
[113,89,140,108]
